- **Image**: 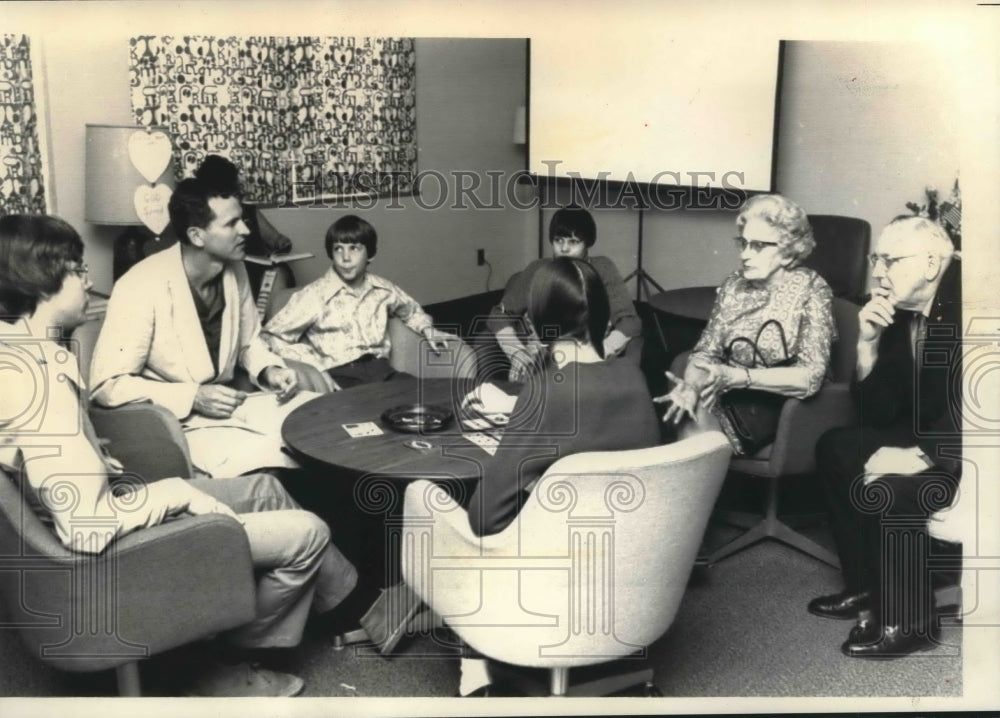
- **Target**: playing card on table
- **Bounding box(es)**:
[343,422,384,438]
[462,432,499,456]
[460,416,492,431]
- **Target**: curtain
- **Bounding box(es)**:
[129,36,417,204]
[0,34,46,214]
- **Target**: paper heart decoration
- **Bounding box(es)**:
[133,183,172,236]
[127,130,172,183]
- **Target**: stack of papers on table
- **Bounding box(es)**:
[461,382,517,414]
[183,391,319,476]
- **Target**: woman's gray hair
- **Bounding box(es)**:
[736,194,815,267]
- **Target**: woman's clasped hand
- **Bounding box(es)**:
[654,358,744,424]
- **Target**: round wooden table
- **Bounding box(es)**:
[282,376,488,487]
[282,377,497,651]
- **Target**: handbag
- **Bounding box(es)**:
[711,319,795,455]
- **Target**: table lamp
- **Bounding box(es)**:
[84,124,176,280]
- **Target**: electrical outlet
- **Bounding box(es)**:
[477,248,486,266]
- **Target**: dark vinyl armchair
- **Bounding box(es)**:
[691,297,861,566]
[0,402,256,696]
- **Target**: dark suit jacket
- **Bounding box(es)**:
[853,261,962,475]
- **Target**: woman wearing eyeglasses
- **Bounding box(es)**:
[655,194,834,444]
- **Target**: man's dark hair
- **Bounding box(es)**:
[549,205,597,248]
[528,256,610,358]
[195,154,242,197]
[325,214,378,259]
[0,214,84,319]
[168,177,237,243]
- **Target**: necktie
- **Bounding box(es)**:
[911,313,927,371]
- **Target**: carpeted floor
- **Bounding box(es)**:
[0,517,962,699]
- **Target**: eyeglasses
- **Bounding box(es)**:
[733,236,780,253]
[66,262,90,279]
[867,252,925,269]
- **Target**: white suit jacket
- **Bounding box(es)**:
[90,243,285,420]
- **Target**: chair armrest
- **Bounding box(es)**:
[403,480,511,552]
[648,286,717,322]
[89,403,193,480]
[112,513,257,636]
[111,512,257,660]
[285,358,337,393]
[6,512,257,672]
[928,486,971,544]
[388,318,477,380]
[766,382,856,476]
[402,479,518,615]
[232,357,335,394]
[672,353,855,477]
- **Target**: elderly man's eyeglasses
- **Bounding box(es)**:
[867,252,925,269]
[733,237,780,253]
[66,262,90,279]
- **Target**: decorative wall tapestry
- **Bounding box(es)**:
[129,36,417,205]
[0,34,46,214]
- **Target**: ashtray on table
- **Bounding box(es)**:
[381,404,454,433]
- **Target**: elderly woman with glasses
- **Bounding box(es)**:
[656,194,835,441]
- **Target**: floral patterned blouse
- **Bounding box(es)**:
[689,267,835,398]
[261,268,432,371]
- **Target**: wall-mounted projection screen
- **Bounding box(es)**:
[530,37,782,192]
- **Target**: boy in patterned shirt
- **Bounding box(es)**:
[261,215,452,389]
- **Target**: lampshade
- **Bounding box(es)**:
[512,105,527,145]
[84,124,176,226]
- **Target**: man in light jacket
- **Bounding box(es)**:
[90,177,302,477]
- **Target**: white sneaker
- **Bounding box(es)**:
[183,661,305,697]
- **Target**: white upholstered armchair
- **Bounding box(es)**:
[401,432,732,696]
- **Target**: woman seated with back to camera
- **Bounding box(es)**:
[470,256,658,535]
[452,256,659,696]
[655,194,834,444]
[489,205,641,381]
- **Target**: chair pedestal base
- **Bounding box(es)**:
[492,662,656,697]
[332,607,444,652]
[331,628,370,651]
[707,512,841,568]
[116,662,142,697]
[705,476,841,568]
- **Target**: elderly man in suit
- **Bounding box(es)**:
[90,177,302,477]
[808,215,962,659]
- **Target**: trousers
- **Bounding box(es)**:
[327,355,408,389]
[816,426,958,632]
[189,473,358,648]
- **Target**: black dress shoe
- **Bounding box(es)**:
[847,616,942,647]
[846,616,880,645]
[807,589,870,620]
[841,624,939,660]
[456,684,492,697]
